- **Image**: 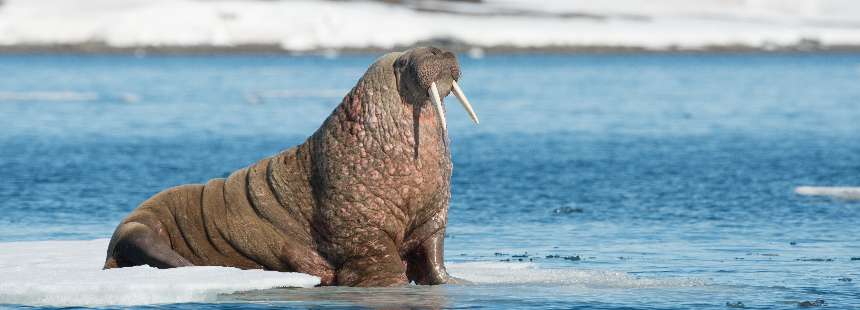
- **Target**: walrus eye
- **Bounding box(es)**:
[451,81,479,125]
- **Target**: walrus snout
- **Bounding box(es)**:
[396,47,459,96]
[423,52,460,101]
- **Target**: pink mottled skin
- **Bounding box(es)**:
[104,47,463,287]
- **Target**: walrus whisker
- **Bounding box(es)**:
[451,81,479,125]
[429,82,447,132]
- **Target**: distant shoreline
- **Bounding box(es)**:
[4,41,860,56]
[5,0,860,58]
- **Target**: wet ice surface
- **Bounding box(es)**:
[0,54,859,309]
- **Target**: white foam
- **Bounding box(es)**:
[0,239,320,307]
[448,262,705,288]
[245,89,347,104]
[795,186,860,200]
[0,91,99,102]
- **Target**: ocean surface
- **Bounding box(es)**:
[0,53,859,309]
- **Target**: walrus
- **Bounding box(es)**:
[103,46,479,287]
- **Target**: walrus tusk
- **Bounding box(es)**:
[429,82,447,131]
[451,80,479,124]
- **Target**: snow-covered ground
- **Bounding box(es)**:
[0,0,860,51]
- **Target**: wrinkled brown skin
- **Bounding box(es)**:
[104,47,462,287]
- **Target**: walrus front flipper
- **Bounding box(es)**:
[105,221,193,269]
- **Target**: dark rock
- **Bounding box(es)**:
[798,299,825,307]
[726,301,745,308]
[838,277,852,282]
[563,255,581,261]
[790,242,797,246]
[546,254,560,259]
[796,258,834,262]
[851,257,860,261]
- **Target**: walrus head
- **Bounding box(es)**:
[393,47,479,132]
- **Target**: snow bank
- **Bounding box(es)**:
[795,186,860,200]
[0,239,319,307]
[1,0,860,50]
[485,0,860,25]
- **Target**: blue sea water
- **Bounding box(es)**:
[1,53,859,309]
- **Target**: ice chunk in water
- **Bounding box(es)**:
[795,186,860,200]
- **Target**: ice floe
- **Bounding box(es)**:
[0,239,705,307]
[0,239,319,307]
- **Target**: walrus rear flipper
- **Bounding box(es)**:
[104,221,193,269]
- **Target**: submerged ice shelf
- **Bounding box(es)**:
[447,262,705,288]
